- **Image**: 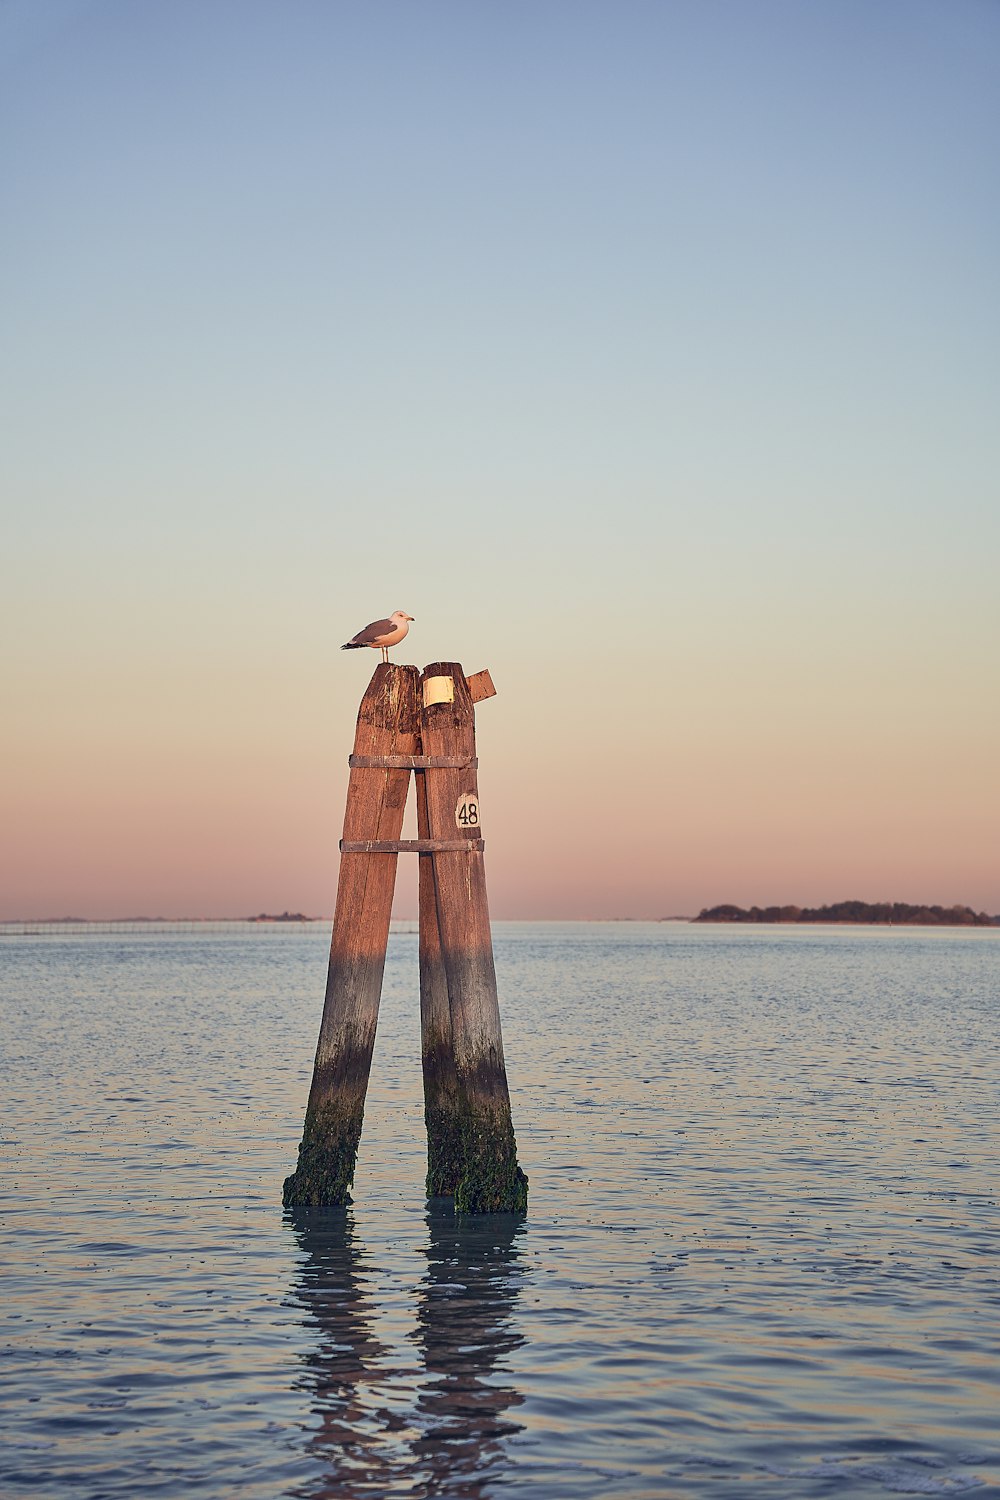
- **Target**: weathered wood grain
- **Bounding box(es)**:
[283,663,419,1207]
[419,661,527,1213]
[416,765,462,1197]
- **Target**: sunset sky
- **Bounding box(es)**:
[3,0,999,920]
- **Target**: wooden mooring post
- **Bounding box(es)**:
[283,661,527,1213]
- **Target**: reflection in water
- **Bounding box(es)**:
[286,1207,396,1496]
[287,1205,526,1499]
[412,1203,527,1496]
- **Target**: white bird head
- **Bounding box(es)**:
[392,611,415,623]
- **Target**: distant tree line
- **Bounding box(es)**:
[248,911,313,922]
[694,901,998,927]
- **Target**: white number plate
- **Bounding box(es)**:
[455,792,480,829]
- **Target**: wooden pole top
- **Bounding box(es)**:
[359,660,496,707]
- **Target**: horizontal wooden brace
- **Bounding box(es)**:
[340,838,485,854]
[348,754,478,770]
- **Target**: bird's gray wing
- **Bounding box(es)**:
[350,616,395,645]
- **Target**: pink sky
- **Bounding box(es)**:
[4,628,997,919]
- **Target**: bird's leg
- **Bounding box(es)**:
[381,646,388,663]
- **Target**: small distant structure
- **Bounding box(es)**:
[248,911,312,922]
[283,661,527,1214]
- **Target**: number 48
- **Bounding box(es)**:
[457,797,479,827]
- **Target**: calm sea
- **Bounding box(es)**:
[1,922,998,1498]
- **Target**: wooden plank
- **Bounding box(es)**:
[283,662,419,1207]
[340,839,484,854]
[349,755,477,769]
[418,661,527,1213]
[465,668,496,703]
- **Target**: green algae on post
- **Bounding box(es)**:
[453,1105,528,1215]
[282,1097,363,1208]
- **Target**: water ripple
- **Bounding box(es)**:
[1,923,998,1496]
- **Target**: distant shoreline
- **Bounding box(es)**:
[695,901,999,927]
[3,910,998,930]
[2,912,321,926]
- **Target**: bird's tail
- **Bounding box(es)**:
[341,642,362,650]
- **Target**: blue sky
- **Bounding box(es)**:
[3,0,999,917]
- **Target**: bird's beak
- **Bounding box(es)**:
[407,615,415,621]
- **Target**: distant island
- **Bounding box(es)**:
[2,913,323,926]
[248,911,313,922]
[695,901,998,927]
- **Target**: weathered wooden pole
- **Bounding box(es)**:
[416,767,463,1197]
[283,663,419,1207]
[419,663,527,1213]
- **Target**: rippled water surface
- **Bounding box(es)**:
[2,922,999,1498]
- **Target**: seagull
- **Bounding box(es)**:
[341,610,414,663]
